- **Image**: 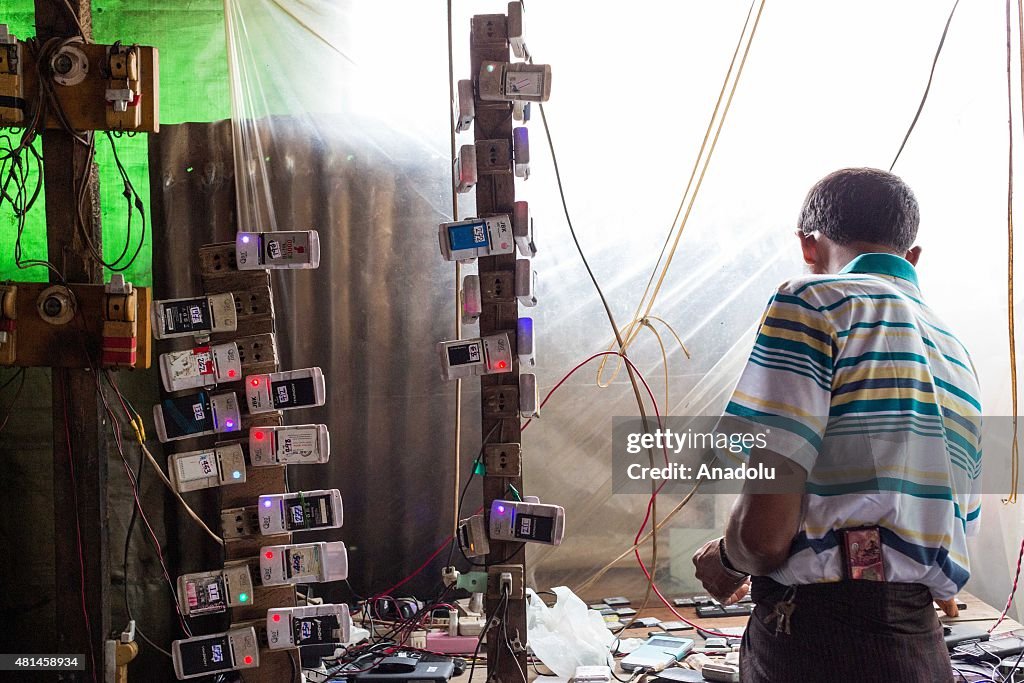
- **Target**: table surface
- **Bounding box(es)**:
[453,590,1022,683]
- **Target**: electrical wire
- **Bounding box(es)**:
[888,0,962,172]
[594,0,764,393]
[991,536,1024,634]
[131,427,224,546]
[120,433,173,659]
[1009,0,1022,505]
[0,367,26,433]
[101,372,192,640]
[534,2,764,624]
[58,370,98,683]
[445,0,466,577]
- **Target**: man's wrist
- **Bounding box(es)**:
[719,537,749,579]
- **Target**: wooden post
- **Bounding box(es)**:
[34,0,111,678]
[470,13,528,683]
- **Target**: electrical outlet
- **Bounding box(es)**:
[221,506,261,540]
[233,333,279,369]
[487,564,524,599]
[475,140,512,175]
[483,385,519,419]
[471,14,509,44]
[480,272,516,303]
[484,443,522,477]
[198,243,238,275]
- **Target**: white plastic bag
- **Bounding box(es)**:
[526,586,616,678]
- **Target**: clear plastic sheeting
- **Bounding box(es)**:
[224,0,1023,619]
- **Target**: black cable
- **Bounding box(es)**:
[0,367,26,434]
[446,421,503,569]
[458,542,522,568]
[889,0,962,171]
[120,411,174,659]
[101,130,147,272]
[1002,641,1024,683]
[468,591,508,683]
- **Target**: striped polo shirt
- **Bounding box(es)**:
[723,252,981,599]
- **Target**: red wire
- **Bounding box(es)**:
[374,350,734,637]
[60,371,98,683]
[105,382,192,636]
[991,536,1024,633]
[372,538,454,599]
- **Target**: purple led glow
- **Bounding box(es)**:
[263,500,272,508]
[497,505,506,514]
[241,235,251,244]
[225,419,235,429]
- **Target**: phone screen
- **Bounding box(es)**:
[271,376,317,409]
[293,615,340,646]
[160,298,211,336]
[447,341,482,367]
[177,635,231,676]
[514,513,554,542]
[284,493,335,531]
[160,392,214,439]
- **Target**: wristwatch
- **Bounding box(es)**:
[719,538,749,579]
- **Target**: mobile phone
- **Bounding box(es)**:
[603,597,631,606]
[840,526,885,581]
[152,293,236,340]
[620,636,694,672]
[168,444,246,492]
[152,391,241,443]
[159,342,241,392]
[660,621,694,632]
[653,669,704,683]
[177,563,253,617]
[260,541,348,586]
[266,604,351,649]
[171,627,259,679]
[696,603,752,619]
[249,424,330,465]
[245,367,326,414]
[236,230,320,270]
[259,489,343,534]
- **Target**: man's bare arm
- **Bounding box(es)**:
[723,449,806,576]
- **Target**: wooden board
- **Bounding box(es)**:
[470,12,530,683]
[7,281,152,368]
[8,42,159,133]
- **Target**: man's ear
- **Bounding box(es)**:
[905,245,922,266]
[797,230,818,266]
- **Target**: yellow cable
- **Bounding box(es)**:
[128,422,225,546]
[576,482,701,595]
[447,0,464,539]
[1007,0,1022,503]
[595,0,764,397]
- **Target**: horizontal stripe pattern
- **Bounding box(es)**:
[724,256,981,599]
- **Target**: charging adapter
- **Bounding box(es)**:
[462,275,482,324]
[454,145,477,193]
[513,127,530,179]
[512,201,536,258]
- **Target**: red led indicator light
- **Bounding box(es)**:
[497,361,507,369]
[228,369,236,378]
[244,656,253,665]
[265,551,274,559]
[273,614,281,622]
[254,431,265,441]
[251,378,260,387]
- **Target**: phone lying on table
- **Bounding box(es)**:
[620,636,694,672]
